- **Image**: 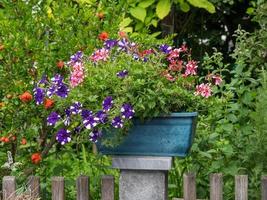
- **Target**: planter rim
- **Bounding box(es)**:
[144,112,198,118]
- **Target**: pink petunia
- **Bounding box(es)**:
[90,48,109,62]
[184,60,198,76]
[70,62,85,88]
[168,60,183,71]
[194,83,212,98]
[167,48,182,61]
[212,75,223,85]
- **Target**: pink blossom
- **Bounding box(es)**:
[212,75,222,85]
[184,60,198,76]
[90,48,109,62]
[168,60,183,71]
[70,62,85,88]
[194,83,212,98]
[167,48,181,60]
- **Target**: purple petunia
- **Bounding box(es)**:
[33,87,45,105]
[70,102,82,115]
[159,44,172,54]
[111,116,124,128]
[102,96,113,112]
[47,112,61,126]
[56,128,71,145]
[104,39,118,49]
[55,83,69,98]
[51,74,64,86]
[39,74,48,85]
[116,70,128,78]
[83,115,99,129]
[70,51,83,64]
[89,129,102,143]
[63,108,71,126]
[81,109,93,120]
[117,38,129,52]
[121,103,135,119]
[96,110,108,124]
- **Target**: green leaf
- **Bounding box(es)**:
[151,19,158,27]
[139,0,155,8]
[156,0,171,19]
[121,27,133,33]
[120,17,133,28]
[187,0,215,13]
[130,6,147,22]
[180,2,190,12]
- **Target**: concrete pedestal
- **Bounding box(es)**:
[112,156,172,200]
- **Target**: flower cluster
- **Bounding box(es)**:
[31,32,222,147]
[45,96,134,145]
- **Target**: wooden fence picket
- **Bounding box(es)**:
[101,175,115,200]
[27,176,40,198]
[262,176,267,200]
[2,176,16,200]
[210,173,223,200]
[183,173,196,200]
[76,176,89,200]
[235,175,248,200]
[52,176,65,200]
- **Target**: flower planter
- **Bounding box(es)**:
[96,112,198,157]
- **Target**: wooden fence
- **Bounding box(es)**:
[1,173,267,200]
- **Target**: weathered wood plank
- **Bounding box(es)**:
[262,176,267,200]
[235,175,248,200]
[183,173,196,200]
[76,176,89,200]
[52,176,65,200]
[2,176,16,200]
[27,176,40,198]
[101,175,114,200]
[210,173,223,200]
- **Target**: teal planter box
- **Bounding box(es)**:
[96,112,198,157]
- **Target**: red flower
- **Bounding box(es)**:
[57,61,64,69]
[44,98,54,109]
[118,31,127,38]
[0,137,9,143]
[21,138,27,145]
[96,12,104,20]
[19,91,32,103]
[98,32,109,41]
[31,153,42,164]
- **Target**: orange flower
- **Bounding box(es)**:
[96,12,104,20]
[118,31,127,38]
[98,32,109,41]
[44,98,54,109]
[0,137,9,143]
[57,61,64,69]
[19,91,32,103]
[31,153,42,164]
[21,138,27,145]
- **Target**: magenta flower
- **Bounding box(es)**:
[194,83,212,98]
[90,48,109,62]
[184,60,198,76]
[70,62,85,88]
[212,75,223,85]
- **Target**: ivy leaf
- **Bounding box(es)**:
[120,17,133,28]
[156,0,171,19]
[187,0,215,13]
[180,2,190,12]
[139,0,155,8]
[130,6,147,22]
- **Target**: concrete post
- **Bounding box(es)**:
[112,156,172,200]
